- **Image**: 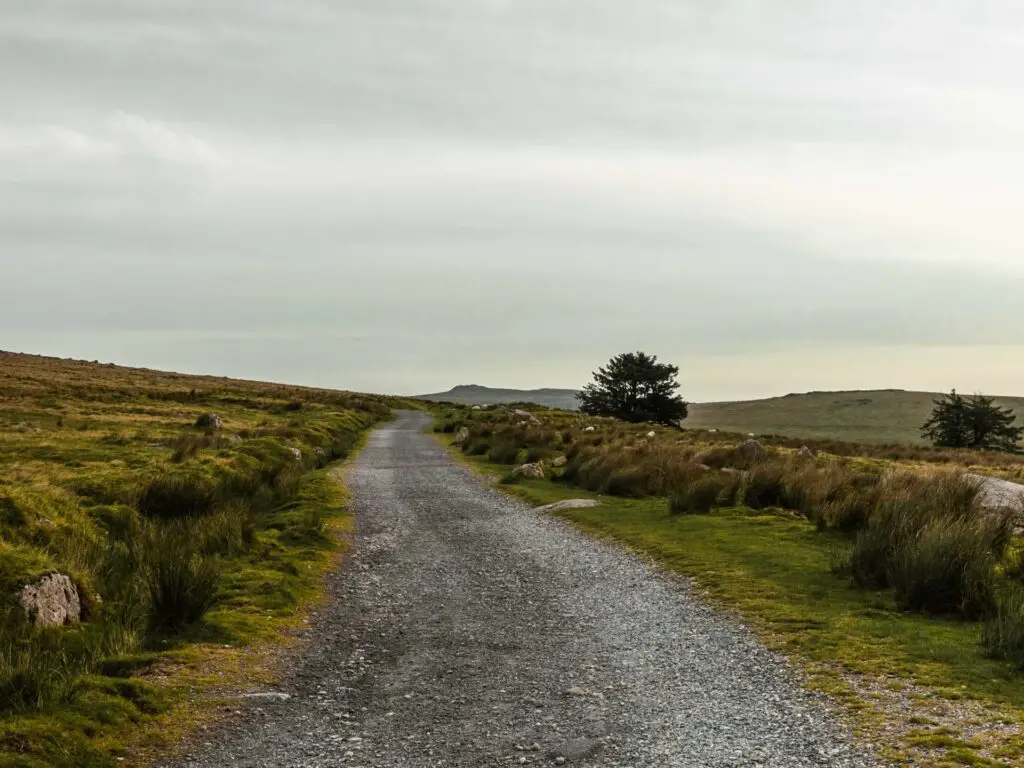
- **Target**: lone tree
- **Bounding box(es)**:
[577,351,688,427]
[921,390,1023,452]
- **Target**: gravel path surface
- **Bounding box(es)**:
[170,411,877,768]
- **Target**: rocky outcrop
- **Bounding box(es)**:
[20,573,82,628]
[797,446,817,460]
[513,409,542,426]
[552,456,568,468]
[454,427,470,445]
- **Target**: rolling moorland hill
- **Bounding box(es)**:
[688,389,1024,445]
[417,384,581,410]
[0,350,402,767]
[422,385,1024,445]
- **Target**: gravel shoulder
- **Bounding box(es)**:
[169,411,877,767]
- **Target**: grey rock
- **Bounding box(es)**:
[195,413,224,431]
[552,456,568,468]
[512,462,545,479]
[969,474,1024,512]
[20,573,81,628]
[797,446,817,460]
[533,499,600,513]
[453,426,470,445]
[513,409,542,426]
[239,692,293,702]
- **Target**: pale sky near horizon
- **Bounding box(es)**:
[2,2,1023,401]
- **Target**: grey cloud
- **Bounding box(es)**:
[2,1,1024,398]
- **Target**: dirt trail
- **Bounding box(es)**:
[170,411,875,767]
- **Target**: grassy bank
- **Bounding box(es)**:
[0,352,396,768]
[436,406,1024,767]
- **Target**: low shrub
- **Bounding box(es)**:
[698,446,735,470]
[718,471,745,507]
[602,467,650,498]
[487,441,521,465]
[743,462,789,509]
[669,475,726,515]
[524,446,555,463]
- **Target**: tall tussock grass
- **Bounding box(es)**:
[144,526,222,634]
[450,409,1024,628]
[983,580,1024,667]
[0,417,373,716]
[838,474,1011,617]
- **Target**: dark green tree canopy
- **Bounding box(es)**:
[577,351,688,427]
[921,390,1022,452]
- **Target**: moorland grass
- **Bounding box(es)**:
[0,351,399,767]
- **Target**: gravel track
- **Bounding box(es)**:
[171,411,877,768]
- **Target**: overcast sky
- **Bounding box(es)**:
[2,2,1023,400]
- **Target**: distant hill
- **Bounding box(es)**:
[688,390,1024,445]
[417,385,580,410]
[421,385,1024,445]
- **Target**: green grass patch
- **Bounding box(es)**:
[0,352,400,767]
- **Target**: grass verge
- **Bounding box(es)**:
[0,352,398,768]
